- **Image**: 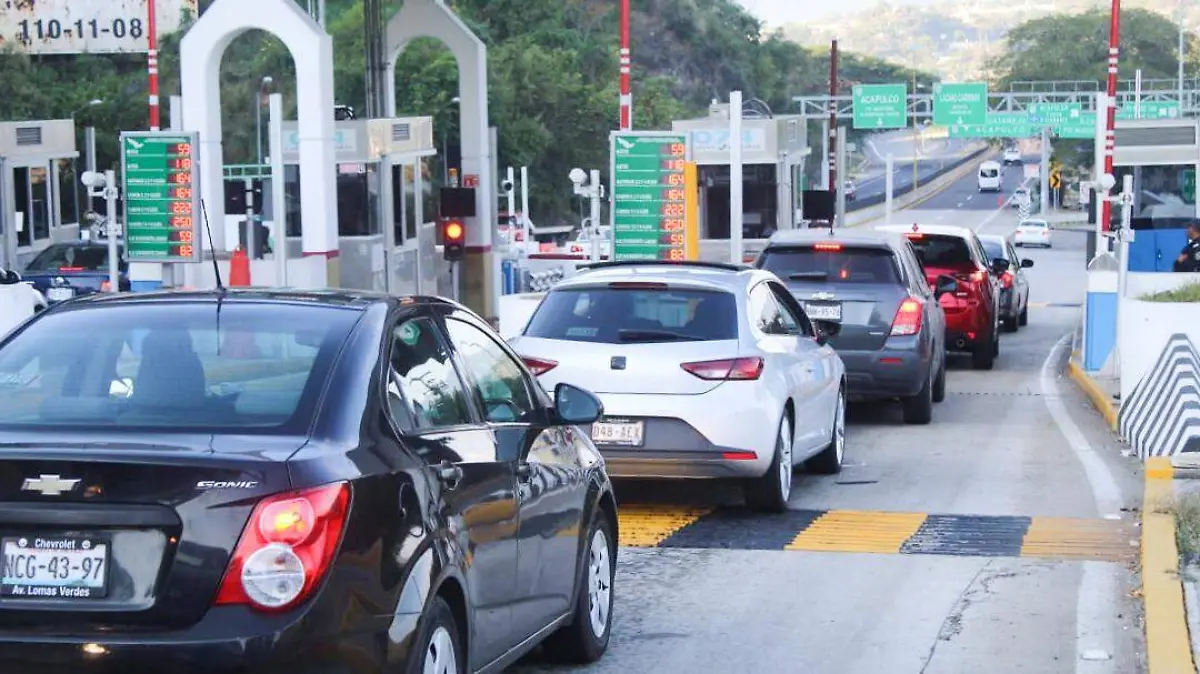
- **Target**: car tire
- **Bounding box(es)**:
[807,387,845,475]
[972,330,996,370]
[1002,315,1018,333]
[744,412,792,513]
[541,512,614,664]
[407,597,464,674]
[1018,305,1029,326]
[931,357,947,403]
[902,370,934,425]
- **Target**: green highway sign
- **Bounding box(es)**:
[1116,101,1182,120]
[120,132,202,263]
[1028,102,1084,127]
[1055,112,1097,140]
[852,84,908,129]
[948,112,1035,138]
[1184,169,1196,205]
[932,82,988,126]
[610,132,691,261]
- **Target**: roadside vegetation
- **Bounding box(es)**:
[1141,282,1200,303]
[1168,492,1200,568]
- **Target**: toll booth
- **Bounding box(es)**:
[1112,117,1200,272]
[672,104,810,240]
[274,116,440,294]
[0,120,82,271]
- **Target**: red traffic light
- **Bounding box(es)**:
[444,221,464,241]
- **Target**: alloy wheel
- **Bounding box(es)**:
[778,416,793,501]
[423,626,457,674]
[587,528,612,639]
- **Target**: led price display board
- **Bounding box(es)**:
[120,131,202,262]
[610,132,692,261]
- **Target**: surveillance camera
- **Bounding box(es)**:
[569,168,587,185]
[80,171,105,189]
[1099,173,1116,191]
[501,179,514,193]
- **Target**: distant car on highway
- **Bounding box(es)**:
[844,179,857,201]
[1003,147,1023,165]
[20,241,129,303]
[876,224,1003,370]
[756,230,951,425]
[1011,187,1031,209]
[978,161,1002,192]
[980,234,1033,332]
[1013,218,1053,248]
[0,290,617,673]
[509,260,847,512]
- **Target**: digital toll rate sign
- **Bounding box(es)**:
[119,131,202,263]
[610,132,693,261]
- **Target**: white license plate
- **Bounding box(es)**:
[591,420,644,446]
[1,536,109,599]
[804,302,842,321]
[47,287,74,302]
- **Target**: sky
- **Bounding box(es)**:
[735,0,941,25]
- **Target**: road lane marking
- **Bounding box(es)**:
[1041,332,1124,673]
[617,505,713,547]
[786,510,925,554]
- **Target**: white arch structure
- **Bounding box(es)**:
[386,0,496,315]
[180,0,339,285]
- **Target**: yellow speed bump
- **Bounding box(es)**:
[617,505,712,548]
[785,510,926,554]
[1019,517,1137,562]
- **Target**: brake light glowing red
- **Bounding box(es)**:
[58,266,84,272]
[215,482,350,612]
[100,281,113,292]
[521,356,559,376]
[813,242,842,251]
[721,451,758,461]
[680,357,764,381]
[1001,271,1014,289]
[905,233,924,240]
[890,298,923,337]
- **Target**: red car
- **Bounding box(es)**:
[876,224,1004,370]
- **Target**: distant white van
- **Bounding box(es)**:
[978,161,1002,192]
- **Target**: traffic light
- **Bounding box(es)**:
[442,219,465,261]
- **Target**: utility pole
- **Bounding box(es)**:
[828,39,839,196]
[1101,0,1122,233]
[731,90,744,264]
[1040,126,1050,214]
[147,0,160,130]
[619,0,632,129]
[1181,1,1188,109]
[885,154,895,224]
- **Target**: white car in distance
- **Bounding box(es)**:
[1013,219,1052,248]
[508,261,847,512]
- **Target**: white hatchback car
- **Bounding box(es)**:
[1013,219,1052,248]
[508,261,847,512]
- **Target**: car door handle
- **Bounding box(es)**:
[435,461,464,490]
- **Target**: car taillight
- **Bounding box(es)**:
[890,298,923,336]
[215,482,350,612]
[1001,271,1014,288]
[100,280,112,292]
[522,356,558,376]
[680,357,764,381]
[813,242,842,251]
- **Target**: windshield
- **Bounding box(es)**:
[1021,220,1047,228]
[904,234,975,270]
[0,302,360,432]
[524,287,737,343]
[26,245,121,272]
[758,246,900,285]
[980,168,999,178]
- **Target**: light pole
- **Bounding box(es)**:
[1180,1,1188,108]
[71,99,104,223]
[442,96,460,184]
[255,76,274,165]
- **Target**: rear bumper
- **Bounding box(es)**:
[585,384,782,480]
[0,605,400,674]
[839,346,930,401]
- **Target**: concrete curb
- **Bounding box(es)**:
[1066,360,1119,431]
[1143,457,1197,673]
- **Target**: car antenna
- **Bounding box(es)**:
[199,199,225,292]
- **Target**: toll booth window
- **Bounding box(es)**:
[759,246,900,285]
[57,159,80,227]
[524,287,738,343]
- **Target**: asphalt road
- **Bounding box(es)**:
[510,159,1147,673]
[851,133,983,205]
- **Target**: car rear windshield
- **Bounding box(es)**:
[758,245,900,285]
[0,302,361,432]
[26,245,117,272]
[523,286,738,343]
[904,234,974,269]
[980,168,999,178]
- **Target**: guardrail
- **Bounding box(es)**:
[845,142,991,213]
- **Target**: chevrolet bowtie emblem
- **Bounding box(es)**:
[21,474,82,496]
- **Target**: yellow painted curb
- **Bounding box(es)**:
[1143,457,1196,674]
[1066,360,1118,431]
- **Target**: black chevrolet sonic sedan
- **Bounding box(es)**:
[0,289,618,674]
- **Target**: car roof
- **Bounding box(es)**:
[54,287,460,313]
[764,228,903,251]
[1019,218,1048,225]
[556,261,768,293]
[875,223,978,240]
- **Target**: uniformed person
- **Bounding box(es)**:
[1174,220,1200,273]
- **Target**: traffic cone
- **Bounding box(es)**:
[229,247,251,287]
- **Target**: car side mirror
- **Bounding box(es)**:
[0,270,19,285]
[813,319,841,346]
[1020,258,1034,268]
[991,258,1011,274]
[553,382,603,425]
[934,275,959,298]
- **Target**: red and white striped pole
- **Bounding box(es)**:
[618,0,632,130]
[1100,0,1121,232]
[147,0,160,131]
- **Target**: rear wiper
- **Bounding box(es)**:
[788,272,828,280]
[617,329,704,342]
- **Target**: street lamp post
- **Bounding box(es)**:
[256,76,274,166]
[70,99,104,224]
